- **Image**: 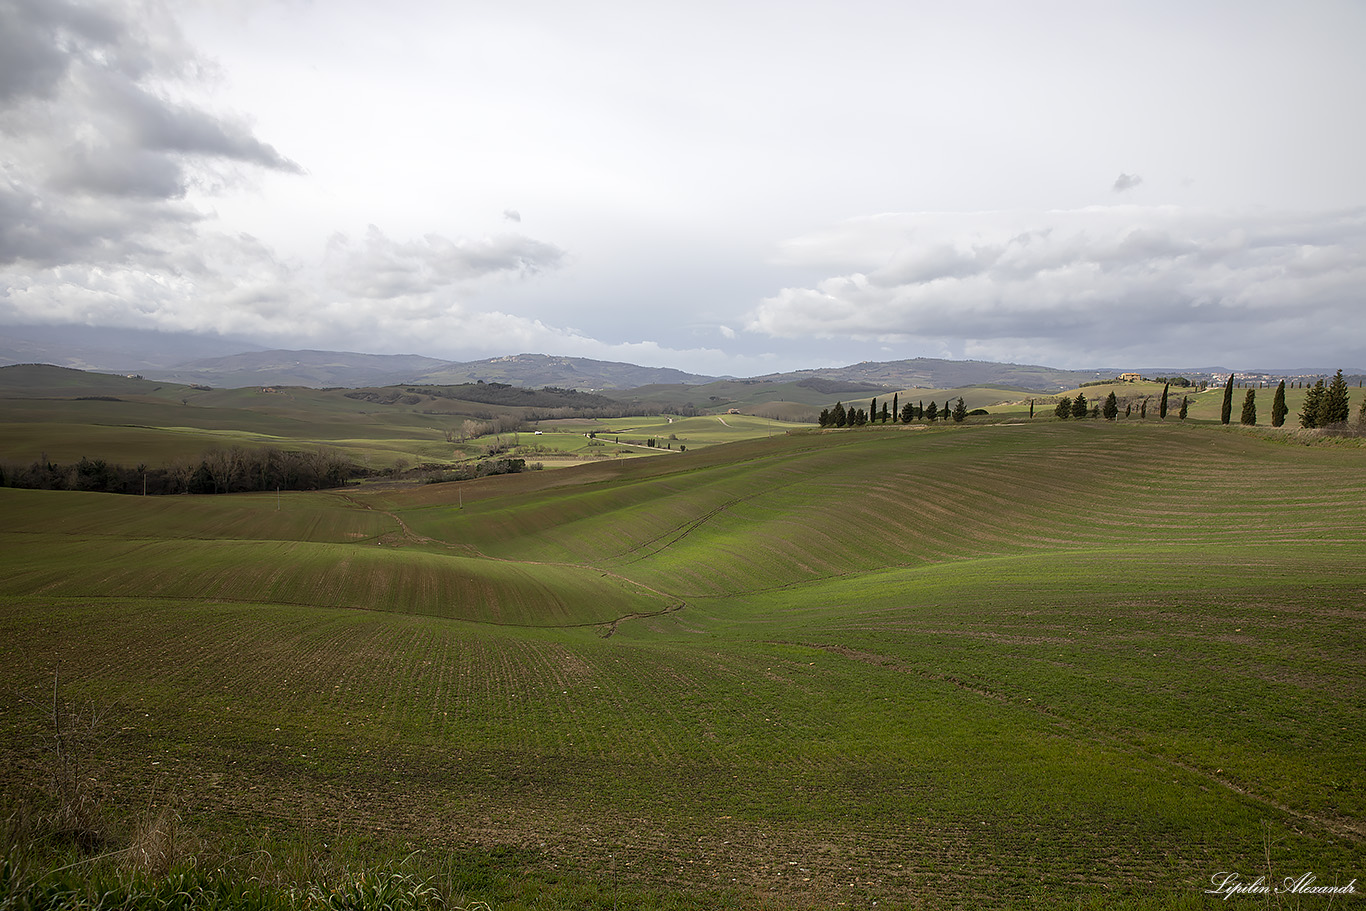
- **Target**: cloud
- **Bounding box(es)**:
[503,209,522,223]
[0,0,123,104]
[1113,172,1143,193]
[323,226,565,301]
[0,0,300,267]
[0,214,573,355]
[0,204,765,374]
[748,206,1366,366]
[0,3,596,370]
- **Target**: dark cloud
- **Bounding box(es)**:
[49,144,189,199]
[0,0,121,103]
[0,0,299,267]
[96,75,301,171]
[0,176,199,266]
[0,3,574,355]
[1113,172,1143,192]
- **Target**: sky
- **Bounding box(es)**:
[2,0,1364,375]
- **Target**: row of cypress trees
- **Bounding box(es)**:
[818,394,968,427]
[819,372,1358,431]
[1220,370,1354,428]
[1058,387,1189,421]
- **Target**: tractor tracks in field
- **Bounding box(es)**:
[806,643,1365,845]
[330,491,686,637]
[605,460,819,568]
[331,492,453,549]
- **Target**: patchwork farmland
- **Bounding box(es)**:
[1,419,1363,909]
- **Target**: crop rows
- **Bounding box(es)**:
[394,424,1365,603]
[2,421,1363,908]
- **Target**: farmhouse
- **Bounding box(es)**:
[1119,373,1143,382]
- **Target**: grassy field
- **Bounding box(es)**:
[972,380,1366,424]
[0,365,814,470]
[1,420,1363,909]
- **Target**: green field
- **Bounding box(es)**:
[2,420,1364,909]
[0,365,813,471]
[972,380,1366,424]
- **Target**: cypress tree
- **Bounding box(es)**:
[1140,398,1147,418]
[1270,380,1287,427]
[1125,403,1131,417]
[1240,388,1256,425]
[1300,380,1325,428]
[1055,396,1071,419]
[1220,373,1235,424]
[1071,391,1088,418]
[832,401,846,427]
[900,402,913,423]
[1179,396,1188,419]
[869,398,878,424]
[1103,391,1119,420]
[1324,369,1350,425]
[818,408,831,427]
[926,401,939,422]
[1029,400,1035,419]
[1159,383,1170,419]
[952,397,967,422]
[891,393,899,424]
[917,401,924,420]
[880,402,891,424]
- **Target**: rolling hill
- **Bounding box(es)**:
[2,419,1362,908]
[20,323,1346,394]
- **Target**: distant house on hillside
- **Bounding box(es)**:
[1119,373,1143,383]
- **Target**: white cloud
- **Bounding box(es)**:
[5,0,1366,376]
[0,0,299,267]
[0,212,756,373]
[322,226,565,301]
[749,206,1366,366]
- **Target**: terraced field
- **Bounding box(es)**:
[1,420,1363,909]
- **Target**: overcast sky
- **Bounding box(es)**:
[2,0,1364,374]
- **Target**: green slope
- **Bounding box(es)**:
[1,420,1362,908]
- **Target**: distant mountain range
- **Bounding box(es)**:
[759,359,1124,391]
[0,323,267,370]
[2,323,1354,393]
[133,351,715,390]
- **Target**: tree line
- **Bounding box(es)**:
[0,445,358,496]
[1216,369,1358,429]
[1054,386,1190,421]
[818,394,968,427]
[1294,370,1355,428]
